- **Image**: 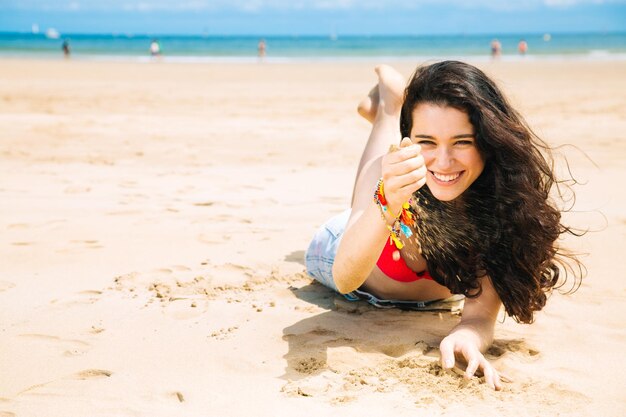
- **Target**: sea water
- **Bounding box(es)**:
[0,32,625,62]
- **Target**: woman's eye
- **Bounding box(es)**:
[417,140,436,146]
[455,140,474,146]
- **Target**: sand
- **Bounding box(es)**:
[0,57,624,416]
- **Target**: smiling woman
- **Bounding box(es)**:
[304,60,583,391]
[410,103,485,202]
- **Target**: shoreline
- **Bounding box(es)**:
[2,51,626,64]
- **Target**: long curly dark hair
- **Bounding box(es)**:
[400,60,582,323]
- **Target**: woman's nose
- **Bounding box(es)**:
[433,146,454,170]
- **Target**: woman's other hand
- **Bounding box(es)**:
[439,276,503,390]
[439,328,503,390]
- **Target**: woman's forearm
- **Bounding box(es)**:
[453,276,501,352]
[332,202,392,293]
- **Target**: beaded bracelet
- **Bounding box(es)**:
[373,178,392,221]
[373,178,416,251]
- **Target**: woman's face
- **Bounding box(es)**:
[410,103,485,201]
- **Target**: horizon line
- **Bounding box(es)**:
[2,30,625,38]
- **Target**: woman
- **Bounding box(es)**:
[305,61,580,391]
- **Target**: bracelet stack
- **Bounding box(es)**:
[373,178,416,251]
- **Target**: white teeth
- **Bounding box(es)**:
[433,172,461,182]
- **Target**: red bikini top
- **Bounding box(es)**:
[376,240,433,283]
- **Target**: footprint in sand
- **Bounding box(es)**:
[74,369,112,380]
[16,369,113,398]
[13,369,113,400]
[111,262,301,319]
[112,266,215,319]
[50,290,103,307]
[19,334,91,357]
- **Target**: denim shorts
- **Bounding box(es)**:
[305,210,464,311]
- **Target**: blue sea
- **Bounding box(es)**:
[1,32,625,62]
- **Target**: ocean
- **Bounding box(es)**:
[1,32,625,62]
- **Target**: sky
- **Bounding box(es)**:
[0,0,624,36]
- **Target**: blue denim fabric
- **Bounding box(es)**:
[305,209,350,293]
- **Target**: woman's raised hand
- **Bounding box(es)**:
[380,137,427,215]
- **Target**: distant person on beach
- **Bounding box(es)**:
[258,39,267,59]
[518,39,528,55]
[62,39,70,58]
[305,61,582,390]
[150,39,161,57]
[490,39,502,58]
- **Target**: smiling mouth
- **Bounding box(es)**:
[430,171,464,184]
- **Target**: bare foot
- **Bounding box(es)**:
[357,65,406,123]
[357,85,379,123]
[375,64,406,117]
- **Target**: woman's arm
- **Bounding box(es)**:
[439,275,503,390]
[332,201,393,293]
[332,138,426,294]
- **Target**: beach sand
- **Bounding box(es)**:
[0,58,625,416]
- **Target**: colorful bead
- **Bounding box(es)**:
[373,178,417,251]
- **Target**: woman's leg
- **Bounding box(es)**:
[350,65,406,210]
